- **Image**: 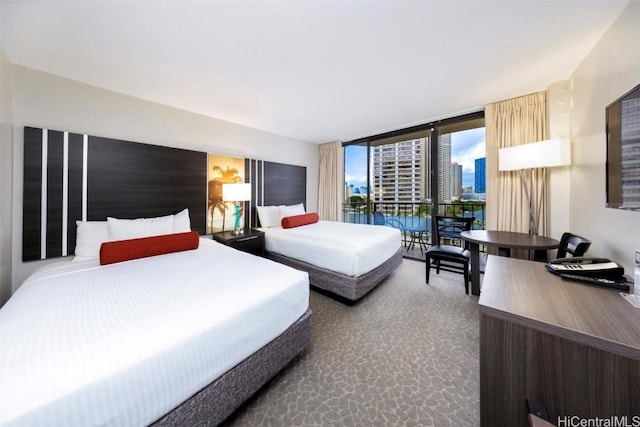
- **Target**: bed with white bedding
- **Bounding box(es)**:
[0,238,311,426]
[260,218,403,302]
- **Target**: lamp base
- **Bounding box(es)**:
[231,201,243,235]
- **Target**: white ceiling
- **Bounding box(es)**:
[1,0,630,144]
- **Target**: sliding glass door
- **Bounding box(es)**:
[343,112,485,259]
[434,125,486,228]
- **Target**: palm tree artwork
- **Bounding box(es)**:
[207,157,245,233]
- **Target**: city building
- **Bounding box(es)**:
[372,138,427,205]
[450,162,463,200]
[475,157,486,193]
[437,134,452,202]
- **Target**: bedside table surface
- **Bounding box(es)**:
[212,228,264,242]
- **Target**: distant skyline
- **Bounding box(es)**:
[451,127,487,188]
[345,127,486,190]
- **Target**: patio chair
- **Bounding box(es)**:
[373,211,386,225]
[373,211,407,246]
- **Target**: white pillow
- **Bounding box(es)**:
[256,205,283,228]
[73,220,110,261]
[107,214,174,240]
[173,208,191,233]
[280,203,305,218]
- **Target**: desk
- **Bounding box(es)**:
[479,256,640,425]
[460,230,559,296]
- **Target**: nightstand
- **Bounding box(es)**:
[212,229,265,256]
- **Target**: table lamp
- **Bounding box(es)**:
[498,139,571,235]
[222,182,252,235]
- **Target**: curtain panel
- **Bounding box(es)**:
[318,140,343,221]
[486,92,548,242]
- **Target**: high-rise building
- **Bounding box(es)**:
[345,183,354,199]
[475,157,486,193]
[372,139,428,205]
[437,134,452,202]
[450,162,463,200]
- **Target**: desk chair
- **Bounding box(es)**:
[425,216,475,294]
[556,232,591,259]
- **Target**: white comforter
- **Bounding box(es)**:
[262,220,401,276]
[0,239,309,427]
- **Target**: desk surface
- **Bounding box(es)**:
[479,255,640,361]
[460,230,559,250]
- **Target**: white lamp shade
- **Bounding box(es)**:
[499,139,571,171]
[222,183,252,202]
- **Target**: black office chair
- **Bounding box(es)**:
[556,232,591,259]
[425,215,475,294]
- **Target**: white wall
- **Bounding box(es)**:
[10,65,319,293]
[565,0,640,275]
[547,79,571,240]
[0,46,13,306]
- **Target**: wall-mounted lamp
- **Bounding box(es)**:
[499,139,571,235]
[222,182,252,235]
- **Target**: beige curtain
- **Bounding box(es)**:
[486,92,548,239]
[318,140,343,221]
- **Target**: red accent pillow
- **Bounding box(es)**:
[281,212,319,229]
[100,231,200,265]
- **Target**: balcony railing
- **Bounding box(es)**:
[342,201,486,229]
[342,201,486,260]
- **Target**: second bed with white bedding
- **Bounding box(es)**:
[261,220,402,302]
[262,220,401,277]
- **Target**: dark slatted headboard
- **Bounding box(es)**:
[247,159,307,228]
[22,127,207,261]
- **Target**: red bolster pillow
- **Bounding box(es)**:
[281,212,319,229]
[100,231,200,265]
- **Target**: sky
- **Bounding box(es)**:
[345,127,486,190]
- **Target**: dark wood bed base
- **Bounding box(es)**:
[266,248,403,303]
[152,308,312,426]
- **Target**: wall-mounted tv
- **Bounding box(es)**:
[606,83,640,211]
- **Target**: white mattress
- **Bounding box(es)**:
[262,220,401,277]
[0,238,309,427]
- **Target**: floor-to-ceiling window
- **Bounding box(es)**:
[343,112,485,260]
[437,125,486,228]
[344,143,369,224]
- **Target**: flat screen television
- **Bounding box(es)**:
[606,83,640,211]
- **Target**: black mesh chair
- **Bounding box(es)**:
[555,232,591,259]
[425,216,475,294]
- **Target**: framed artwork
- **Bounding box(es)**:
[207,154,246,233]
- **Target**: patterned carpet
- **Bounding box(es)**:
[222,259,480,426]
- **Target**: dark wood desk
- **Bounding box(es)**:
[479,256,640,426]
[460,230,559,296]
